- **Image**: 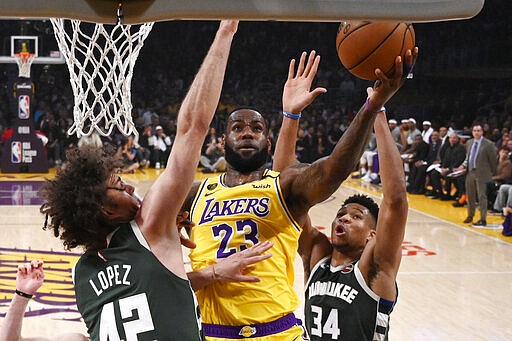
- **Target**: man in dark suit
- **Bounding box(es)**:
[430,132,466,201]
[454,123,497,226]
[413,130,442,196]
[406,134,429,194]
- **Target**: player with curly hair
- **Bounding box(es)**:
[38,21,272,341]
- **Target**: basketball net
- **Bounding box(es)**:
[14,51,36,79]
[49,18,154,137]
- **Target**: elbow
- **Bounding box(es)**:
[178,112,210,136]
[385,183,408,206]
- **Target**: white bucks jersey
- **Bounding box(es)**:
[304,258,396,341]
[74,222,204,341]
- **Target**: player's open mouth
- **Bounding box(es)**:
[335,224,345,235]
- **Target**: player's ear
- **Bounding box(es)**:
[220,135,226,147]
[266,137,271,155]
[366,229,376,243]
[100,202,125,225]
[100,196,116,219]
[100,204,113,218]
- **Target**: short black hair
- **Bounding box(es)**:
[342,194,379,225]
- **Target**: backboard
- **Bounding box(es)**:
[0,20,64,64]
[0,0,485,24]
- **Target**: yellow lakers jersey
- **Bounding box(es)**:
[189,170,302,325]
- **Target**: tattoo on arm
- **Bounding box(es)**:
[291,162,310,170]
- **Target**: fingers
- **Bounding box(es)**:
[311,87,327,97]
[178,211,189,220]
[235,275,261,283]
[296,51,307,77]
[287,59,296,80]
[394,55,403,79]
[404,47,419,78]
[29,260,43,271]
[303,50,317,78]
[243,240,273,255]
[241,253,272,267]
[177,211,195,230]
[178,218,194,229]
[180,234,197,249]
[406,46,419,65]
[18,264,27,275]
[18,260,44,276]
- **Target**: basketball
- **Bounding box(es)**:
[336,21,415,80]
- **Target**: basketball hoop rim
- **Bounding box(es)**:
[14,52,36,63]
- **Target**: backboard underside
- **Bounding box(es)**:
[0,0,485,24]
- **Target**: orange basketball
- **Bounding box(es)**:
[336,21,415,80]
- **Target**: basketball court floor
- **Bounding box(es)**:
[1,169,511,340]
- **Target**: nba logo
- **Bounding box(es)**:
[19,95,30,119]
[11,141,22,163]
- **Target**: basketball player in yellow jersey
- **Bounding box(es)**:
[184,49,416,340]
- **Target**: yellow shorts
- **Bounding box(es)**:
[205,325,307,341]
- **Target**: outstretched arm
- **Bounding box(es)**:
[273,51,326,172]
[283,48,418,224]
[137,21,238,278]
[359,106,408,301]
[272,51,331,281]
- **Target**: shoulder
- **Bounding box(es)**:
[278,162,310,176]
[306,256,331,284]
[481,139,496,152]
[74,249,102,276]
[277,162,310,187]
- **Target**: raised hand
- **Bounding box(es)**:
[282,50,327,114]
[367,47,419,112]
[213,240,273,283]
[16,260,44,296]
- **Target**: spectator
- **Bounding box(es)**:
[489,146,512,211]
[406,118,421,148]
[200,127,226,173]
[77,129,103,149]
[405,134,429,194]
[141,105,159,127]
[454,122,498,227]
[421,120,434,143]
[438,126,450,160]
[136,124,154,168]
[430,132,466,201]
[388,118,405,151]
[150,125,172,168]
[117,135,140,173]
[360,133,378,182]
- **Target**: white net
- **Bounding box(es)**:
[15,52,36,79]
[50,18,154,137]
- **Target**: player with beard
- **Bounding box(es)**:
[184,48,416,340]
[39,21,273,341]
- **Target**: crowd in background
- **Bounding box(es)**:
[0,1,511,175]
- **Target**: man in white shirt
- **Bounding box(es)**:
[421,120,433,143]
[149,125,172,168]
